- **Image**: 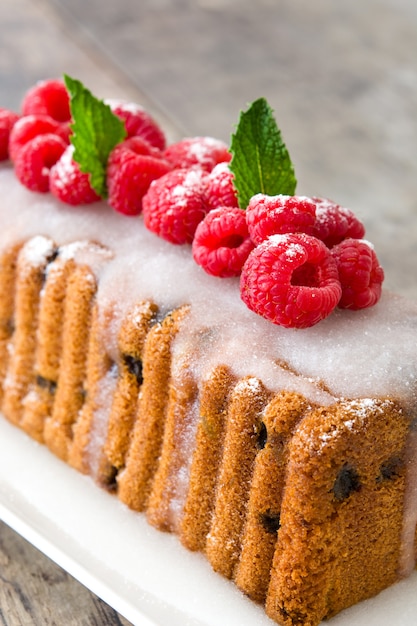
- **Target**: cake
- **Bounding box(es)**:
[0,78,416,626]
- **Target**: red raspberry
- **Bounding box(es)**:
[50,145,101,205]
[108,100,166,151]
[246,194,317,245]
[0,108,20,161]
[240,233,342,328]
[14,133,67,193]
[331,238,384,310]
[9,114,70,162]
[164,136,231,172]
[107,136,172,216]
[143,168,208,244]
[21,79,71,123]
[192,206,254,277]
[203,162,238,210]
[311,197,365,248]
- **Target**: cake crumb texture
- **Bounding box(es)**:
[98,300,157,488]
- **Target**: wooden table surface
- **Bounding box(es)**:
[0,0,416,624]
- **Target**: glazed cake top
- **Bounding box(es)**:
[1,164,416,407]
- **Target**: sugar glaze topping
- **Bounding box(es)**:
[0,165,416,405]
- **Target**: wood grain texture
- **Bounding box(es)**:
[0,521,131,625]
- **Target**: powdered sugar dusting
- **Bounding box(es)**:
[19,235,55,269]
[171,169,205,207]
[62,241,113,275]
[186,136,226,166]
[104,98,145,115]
[285,242,305,259]
[50,145,76,189]
[235,376,262,396]
[128,301,156,329]
[300,398,390,454]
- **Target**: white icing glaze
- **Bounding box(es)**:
[87,366,119,477]
[168,392,200,531]
[1,165,416,404]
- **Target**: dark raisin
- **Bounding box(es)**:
[36,374,57,394]
[100,465,118,492]
[46,246,60,265]
[41,247,60,283]
[257,421,268,449]
[278,605,307,625]
[259,510,281,534]
[332,464,361,501]
[376,456,403,482]
[122,353,143,385]
[4,318,15,336]
[78,386,87,404]
[108,361,119,378]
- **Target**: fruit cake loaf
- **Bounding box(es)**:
[0,78,416,626]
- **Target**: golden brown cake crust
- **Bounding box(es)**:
[2,237,57,426]
[180,364,236,552]
[146,361,198,532]
[20,252,77,442]
[205,376,271,580]
[68,303,113,474]
[266,398,411,626]
[43,264,97,461]
[97,301,157,488]
[0,242,23,406]
[117,306,189,512]
[235,391,310,603]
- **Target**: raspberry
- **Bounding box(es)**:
[240,233,342,328]
[108,100,166,151]
[0,108,19,161]
[14,133,67,193]
[311,197,365,248]
[21,79,71,123]
[50,145,101,205]
[203,162,238,210]
[107,136,172,216]
[164,136,231,172]
[9,114,70,162]
[246,194,317,245]
[143,168,208,244]
[192,206,254,277]
[331,238,384,310]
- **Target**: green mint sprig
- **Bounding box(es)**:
[64,74,126,198]
[229,97,297,209]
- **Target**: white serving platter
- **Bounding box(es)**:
[0,416,415,626]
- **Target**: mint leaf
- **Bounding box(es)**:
[230,97,297,209]
[64,74,126,197]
